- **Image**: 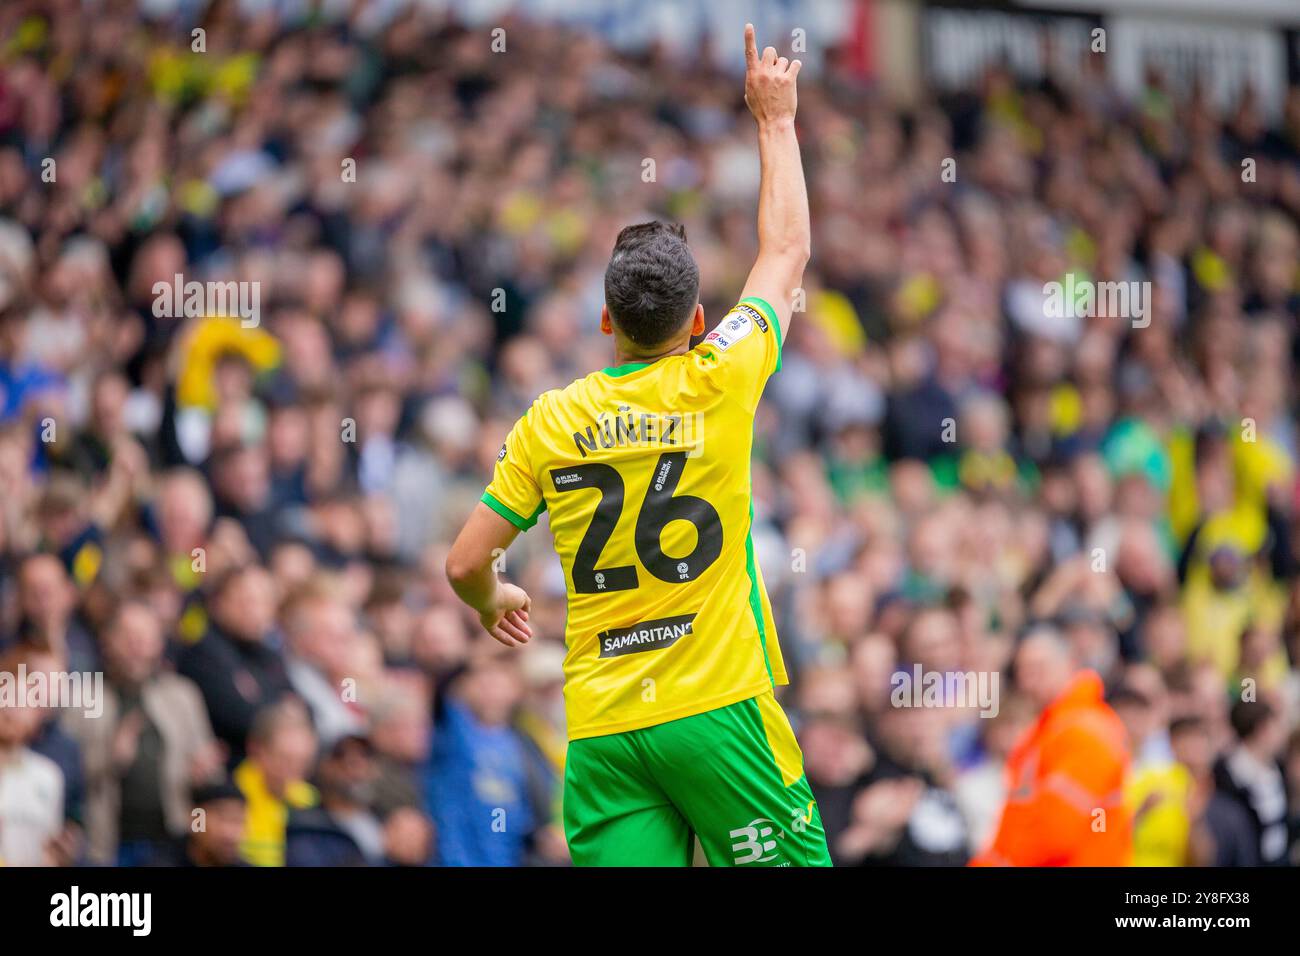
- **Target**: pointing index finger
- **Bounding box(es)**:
[744,23,758,66]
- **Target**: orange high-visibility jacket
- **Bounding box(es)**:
[971,671,1132,866]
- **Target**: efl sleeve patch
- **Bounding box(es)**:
[704,311,754,351]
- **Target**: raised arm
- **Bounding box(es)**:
[739,22,809,342]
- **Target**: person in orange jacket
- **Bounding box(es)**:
[971,627,1133,866]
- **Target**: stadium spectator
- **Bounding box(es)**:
[426,655,539,866]
[17,645,86,845]
[1214,698,1292,864]
[10,551,97,673]
[1168,715,1260,866]
[182,778,249,867]
[280,583,368,749]
[178,564,293,767]
[368,684,431,819]
[64,600,221,865]
[0,648,63,866]
[954,695,1033,852]
[285,733,384,866]
[971,628,1133,866]
[382,805,436,867]
[803,713,876,863]
[235,699,318,867]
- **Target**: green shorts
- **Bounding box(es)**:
[563,691,832,867]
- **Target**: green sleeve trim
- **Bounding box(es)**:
[743,503,776,689]
[480,492,546,532]
[739,296,783,374]
[601,361,653,377]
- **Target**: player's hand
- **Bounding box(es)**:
[744,23,800,125]
[480,582,533,647]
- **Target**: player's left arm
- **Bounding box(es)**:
[446,504,533,648]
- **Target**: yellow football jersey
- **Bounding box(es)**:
[482,297,789,739]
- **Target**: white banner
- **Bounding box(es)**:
[439,0,852,71]
[1108,14,1287,120]
[924,7,1100,89]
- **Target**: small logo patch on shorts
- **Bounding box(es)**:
[597,614,696,657]
[729,818,782,864]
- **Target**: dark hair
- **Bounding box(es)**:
[206,562,260,604]
[1169,715,1206,739]
[603,221,700,348]
[1106,684,1151,711]
[1229,698,1275,742]
[191,778,246,807]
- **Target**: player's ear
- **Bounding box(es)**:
[691,303,705,336]
[600,305,613,336]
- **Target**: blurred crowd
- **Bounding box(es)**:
[1,0,1299,867]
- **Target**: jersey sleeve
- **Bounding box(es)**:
[694,296,783,410]
[480,407,546,532]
